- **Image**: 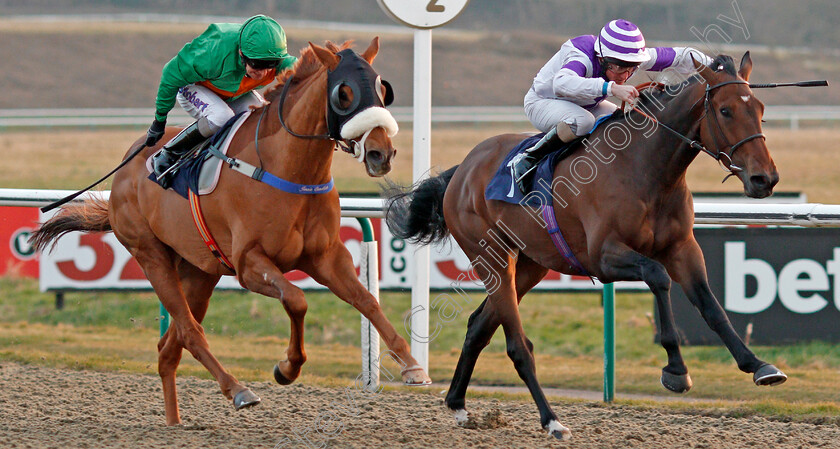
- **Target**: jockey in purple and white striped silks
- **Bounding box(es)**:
[524,19,715,136]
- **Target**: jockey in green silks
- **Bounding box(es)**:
[146,14,298,189]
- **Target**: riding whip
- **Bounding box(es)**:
[749,80,828,89]
[40,143,147,213]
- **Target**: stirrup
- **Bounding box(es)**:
[157,145,201,179]
[514,161,539,183]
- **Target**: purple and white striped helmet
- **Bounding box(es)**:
[594,19,651,64]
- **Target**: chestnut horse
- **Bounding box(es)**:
[385,53,786,440]
[31,38,430,426]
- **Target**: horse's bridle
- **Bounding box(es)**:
[698,79,766,174]
[266,50,393,164]
[632,79,766,178]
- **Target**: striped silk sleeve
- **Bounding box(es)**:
[641,47,714,74]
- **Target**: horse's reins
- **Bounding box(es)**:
[625,77,828,181]
[275,74,332,141]
[625,80,764,180]
[270,73,368,161]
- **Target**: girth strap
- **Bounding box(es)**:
[540,205,591,278]
[188,190,235,272]
[206,145,334,194]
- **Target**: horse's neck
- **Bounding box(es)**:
[263,76,335,185]
[641,82,706,183]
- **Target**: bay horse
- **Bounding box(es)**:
[31,38,431,426]
[385,53,786,440]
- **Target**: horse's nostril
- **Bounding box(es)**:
[367,150,384,164]
[750,174,770,189]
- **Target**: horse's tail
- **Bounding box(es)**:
[29,194,112,253]
[383,165,459,246]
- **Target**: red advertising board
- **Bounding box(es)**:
[0,206,39,278]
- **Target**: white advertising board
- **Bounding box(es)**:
[38,212,645,292]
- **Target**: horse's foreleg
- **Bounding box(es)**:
[600,242,691,393]
[664,239,787,386]
[445,255,547,412]
[307,245,431,386]
[238,251,308,385]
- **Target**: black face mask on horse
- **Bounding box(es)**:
[326,49,395,141]
[275,47,398,163]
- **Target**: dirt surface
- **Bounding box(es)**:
[2,362,838,449]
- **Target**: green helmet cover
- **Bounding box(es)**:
[239,15,290,61]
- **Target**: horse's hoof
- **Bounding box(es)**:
[401,365,432,386]
[273,364,295,385]
[545,420,572,441]
[661,370,693,393]
[452,409,470,427]
[754,364,787,386]
[233,388,261,410]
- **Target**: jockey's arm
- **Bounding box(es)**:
[640,47,715,75]
[547,48,613,104]
[552,68,610,101]
[153,53,213,123]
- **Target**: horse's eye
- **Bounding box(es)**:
[720,107,731,117]
[339,85,353,108]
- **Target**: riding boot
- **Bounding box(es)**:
[152,121,208,189]
[512,122,578,194]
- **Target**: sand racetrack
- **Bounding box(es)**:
[1,362,838,449]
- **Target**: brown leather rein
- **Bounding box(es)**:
[622,81,766,178]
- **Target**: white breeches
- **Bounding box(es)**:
[524,89,617,136]
[177,84,264,133]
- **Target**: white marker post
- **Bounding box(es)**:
[377,0,471,374]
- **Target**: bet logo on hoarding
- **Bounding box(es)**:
[725,242,840,314]
[10,228,36,260]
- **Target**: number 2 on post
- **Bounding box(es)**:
[426,0,445,12]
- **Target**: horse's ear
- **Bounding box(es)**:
[309,42,340,71]
[692,54,716,84]
[738,51,753,81]
[361,36,380,65]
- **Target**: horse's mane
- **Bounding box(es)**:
[263,40,355,102]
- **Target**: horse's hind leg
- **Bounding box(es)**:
[157,260,225,425]
[457,245,569,440]
[445,255,547,418]
[137,246,256,415]
[600,242,692,392]
[157,326,184,425]
[305,244,431,385]
[237,251,309,385]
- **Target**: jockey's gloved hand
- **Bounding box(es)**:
[145,119,167,147]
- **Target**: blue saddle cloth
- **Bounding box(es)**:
[485,114,614,207]
[148,113,245,199]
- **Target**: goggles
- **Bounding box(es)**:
[241,54,281,71]
[603,57,641,76]
[605,63,639,75]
